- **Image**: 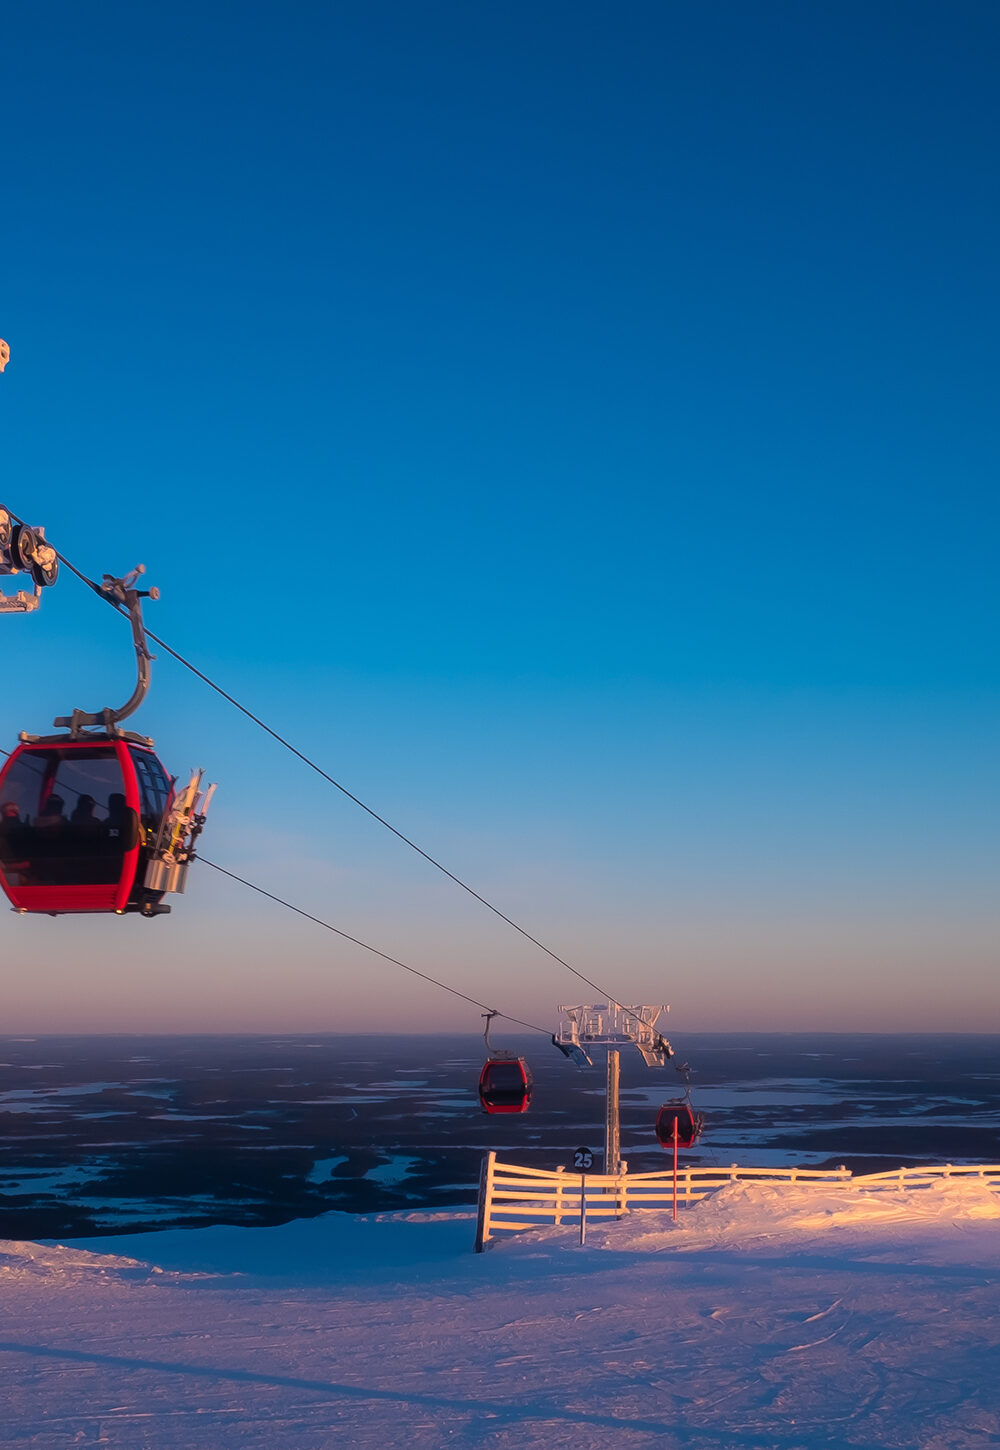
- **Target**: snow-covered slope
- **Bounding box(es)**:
[3,1180,999,1448]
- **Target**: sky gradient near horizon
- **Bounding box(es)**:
[2,1,997,1035]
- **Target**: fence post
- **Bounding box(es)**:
[554,1165,566,1226]
[474,1150,496,1253]
[616,1160,629,1218]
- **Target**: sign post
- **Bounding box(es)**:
[673,1117,679,1222]
[573,1148,593,1246]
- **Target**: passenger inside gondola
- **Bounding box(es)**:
[31,794,68,883]
[0,801,29,883]
[71,794,98,825]
[106,793,137,845]
[36,793,66,829]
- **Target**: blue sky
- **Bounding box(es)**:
[2,1,997,1034]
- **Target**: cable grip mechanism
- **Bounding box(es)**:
[52,566,160,738]
[0,505,59,613]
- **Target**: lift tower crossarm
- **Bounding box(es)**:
[554,1002,674,1067]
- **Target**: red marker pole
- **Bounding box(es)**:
[672,1118,679,1222]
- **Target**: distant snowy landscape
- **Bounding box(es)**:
[4,1033,999,1241]
[3,1177,999,1448]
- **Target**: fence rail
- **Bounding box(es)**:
[474,1152,1000,1251]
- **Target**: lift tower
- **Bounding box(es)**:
[553,1003,673,1173]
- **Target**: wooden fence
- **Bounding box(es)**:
[473,1152,1000,1251]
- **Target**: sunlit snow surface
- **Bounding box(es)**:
[3,1180,999,1448]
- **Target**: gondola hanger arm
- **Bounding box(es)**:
[51,567,159,738]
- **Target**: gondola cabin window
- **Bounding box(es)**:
[478,1058,533,1114]
[129,747,172,836]
[0,741,145,911]
[0,746,138,890]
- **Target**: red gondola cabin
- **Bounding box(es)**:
[478,1057,533,1114]
[0,738,173,915]
[655,1101,704,1149]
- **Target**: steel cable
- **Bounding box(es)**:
[4,511,664,1035]
[0,744,547,1035]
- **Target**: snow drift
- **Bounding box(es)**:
[1,1178,998,1448]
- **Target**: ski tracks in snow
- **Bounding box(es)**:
[2,1181,1000,1449]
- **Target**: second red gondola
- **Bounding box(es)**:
[478,1057,533,1114]
[655,1100,705,1149]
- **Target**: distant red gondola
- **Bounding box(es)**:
[478,1057,533,1114]
[655,1100,704,1149]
